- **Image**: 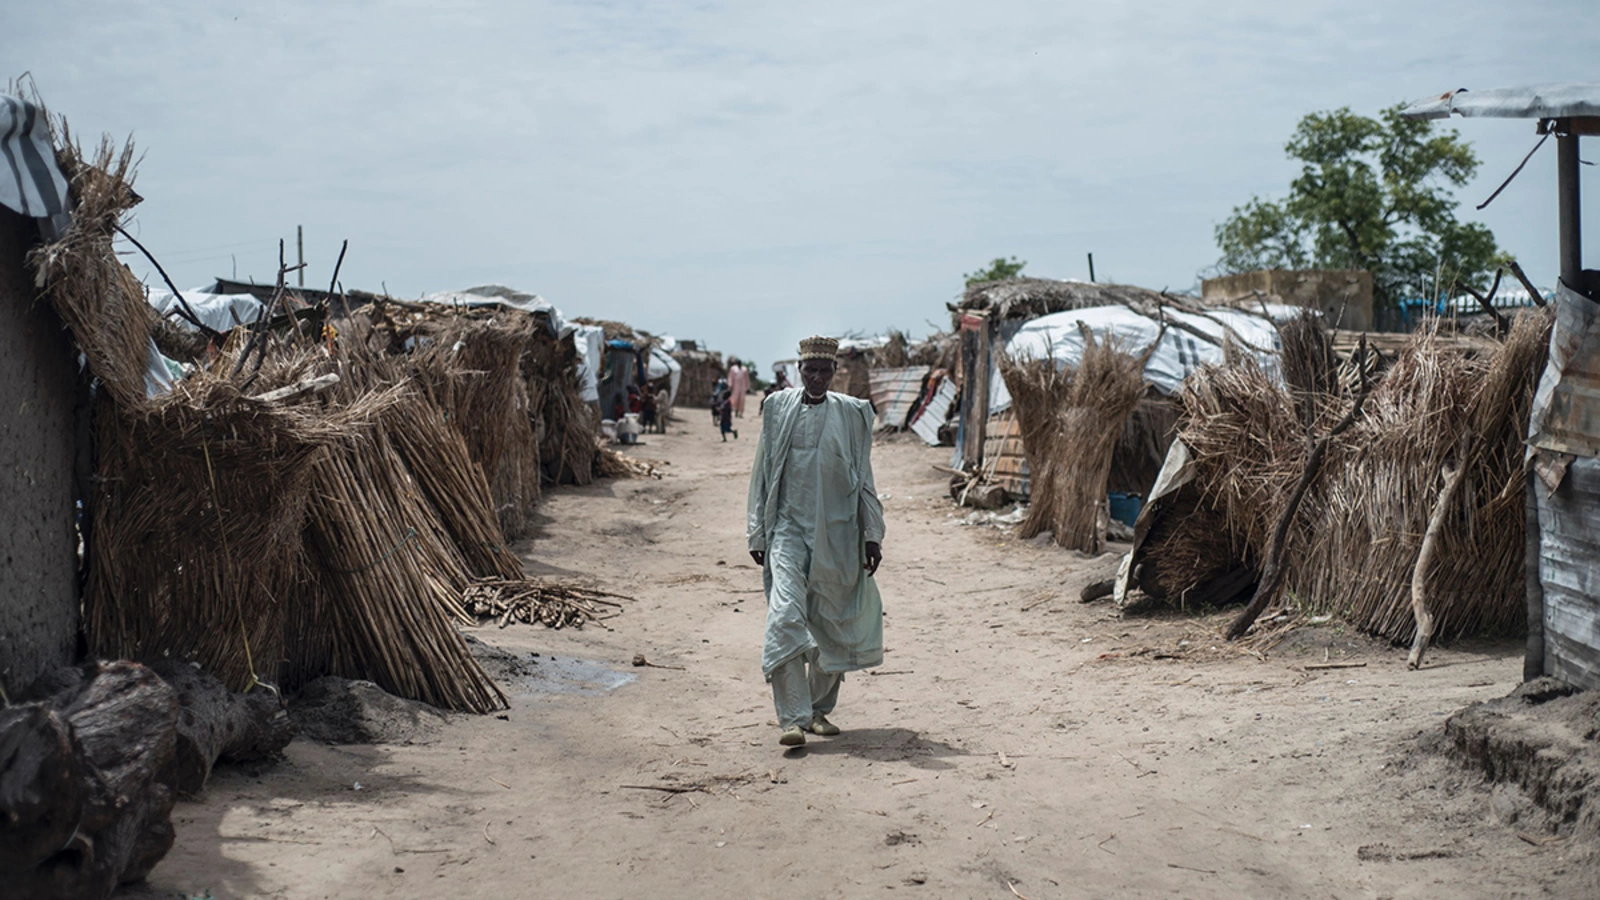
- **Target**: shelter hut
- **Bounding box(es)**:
[953,276,1286,507]
[670,339,727,408]
[1398,83,1600,687]
[1121,310,1549,635]
[18,129,530,715]
[574,317,654,423]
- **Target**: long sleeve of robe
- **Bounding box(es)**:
[747,389,885,677]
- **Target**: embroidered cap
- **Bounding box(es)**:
[797,335,840,361]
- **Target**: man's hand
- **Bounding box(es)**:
[750,550,765,566]
[864,541,882,577]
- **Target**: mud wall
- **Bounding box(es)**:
[0,205,81,696]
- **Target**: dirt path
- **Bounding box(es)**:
[137,407,1594,899]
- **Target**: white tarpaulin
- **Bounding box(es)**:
[990,304,1292,413]
[147,289,266,331]
[648,345,683,406]
[420,285,570,336]
[573,324,605,404]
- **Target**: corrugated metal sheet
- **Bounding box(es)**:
[1401,84,1600,121]
[1537,456,1600,690]
[1529,284,1600,458]
[868,366,930,431]
[910,377,958,447]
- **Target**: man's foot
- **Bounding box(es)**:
[779,726,806,746]
[809,715,840,736]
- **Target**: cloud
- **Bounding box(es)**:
[9,0,1598,369]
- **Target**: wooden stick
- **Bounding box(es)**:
[114,224,223,339]
[1508,260,1547,308]
[1305,661,1367,670]
[1409,436,1475,669]
[1227,335,1371,640]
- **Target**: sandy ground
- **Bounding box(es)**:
[133,405,1598,899]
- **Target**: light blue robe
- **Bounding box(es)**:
[747,389,886,678]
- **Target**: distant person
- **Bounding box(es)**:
[728,358,751,419]
[627,384,643,415]
[711,376,729,423]
[640,387,658,433]
[746,335,884,747]
[655,385,671,433]
[719,394,738,441]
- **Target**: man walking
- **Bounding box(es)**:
[747,336,885,747]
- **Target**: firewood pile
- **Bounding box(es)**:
[463,578,629,629]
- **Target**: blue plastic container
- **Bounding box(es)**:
[1107,492,1143,528]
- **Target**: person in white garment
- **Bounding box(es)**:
[746,335,885,747]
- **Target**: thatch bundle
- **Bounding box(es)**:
[1000,325,1155,552]
[957,278,1175,323]
[521,322,599,486]
[27,134,154,409]
[381,310,544,539]
[298,380,506,713]
[82,372,360,693]
[1144,309,1552,643]
[1285,311,1549,641]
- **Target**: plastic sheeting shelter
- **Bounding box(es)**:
[989,303,1291,414]
[647,345,683,407]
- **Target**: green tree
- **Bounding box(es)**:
[1215,105,1503,309]
[964,256,1027,286]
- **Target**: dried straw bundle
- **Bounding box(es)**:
[1149,310,1550,642]
[525,327,601,485]
[1285,310,1551,642]
[82,372,374,692]
[405,314,543,539]
[300,399,507,713]
[27,133,154,409]
[1000,326,1153,552]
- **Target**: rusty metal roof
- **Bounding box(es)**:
[1401,84,1600,120]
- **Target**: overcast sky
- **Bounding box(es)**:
[12,1,1599,370]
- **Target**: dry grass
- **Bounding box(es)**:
[1000,325,1153,553]
[26,133,153,409]
[1145,308,1552,643]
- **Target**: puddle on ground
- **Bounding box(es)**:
[507,654,637,696]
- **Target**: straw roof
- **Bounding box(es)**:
[957,278,1179,322]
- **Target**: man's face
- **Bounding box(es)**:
[799,359,836,397]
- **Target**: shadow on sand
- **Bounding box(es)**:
[782,726,966,770]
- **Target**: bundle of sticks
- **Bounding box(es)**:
[463,578,629,630]
[597,445,662,479]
